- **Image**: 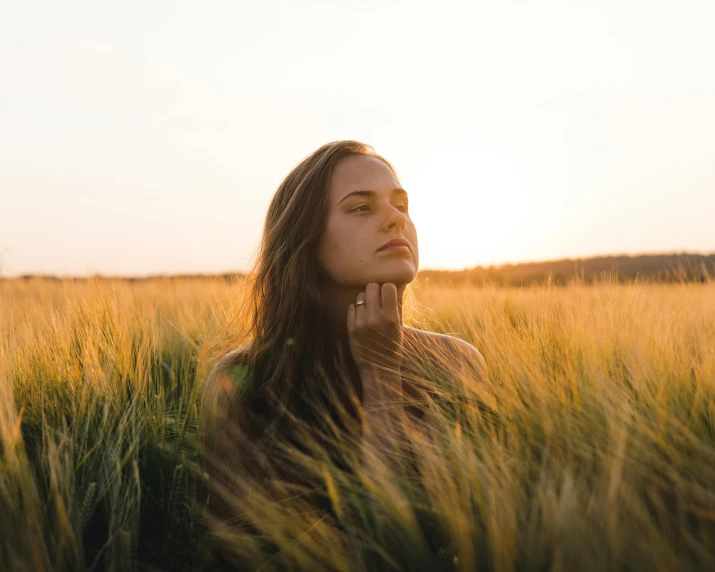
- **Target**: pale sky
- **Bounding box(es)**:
[1,0,714,277]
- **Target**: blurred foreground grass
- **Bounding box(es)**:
[1,277,713,571]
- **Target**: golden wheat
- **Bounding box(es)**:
[1,276,713,571]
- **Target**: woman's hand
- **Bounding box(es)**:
[347,282,406,403]
[349,283,408,506]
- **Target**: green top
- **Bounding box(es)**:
[225,363,251,398]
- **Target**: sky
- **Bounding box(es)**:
[1,0,714,277]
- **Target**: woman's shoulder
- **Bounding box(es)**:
[404,326,487,381]
[216,345,252,386]
[200,347,252,428]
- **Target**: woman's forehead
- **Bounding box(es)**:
[329,155,398,198]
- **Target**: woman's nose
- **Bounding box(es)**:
[383,204,407,231]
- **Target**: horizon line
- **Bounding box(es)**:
[2,249,713,281]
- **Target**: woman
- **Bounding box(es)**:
[199,140,487,566]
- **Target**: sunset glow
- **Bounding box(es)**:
[1,0,713,276]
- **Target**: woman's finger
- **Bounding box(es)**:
[381,282,398,318]
[396,283,406,320]
[347,302,355,333]
[355,291,366,328]
[365,283,380,322]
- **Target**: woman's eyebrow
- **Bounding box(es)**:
[337,188,408,205]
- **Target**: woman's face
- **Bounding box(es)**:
[317,154,419,288]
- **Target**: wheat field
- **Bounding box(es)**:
[1,276,713,571]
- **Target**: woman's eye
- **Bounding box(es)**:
[351,203,407,213]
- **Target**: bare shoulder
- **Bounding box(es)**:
[205,346,250,394]
[404,326,487,382]
[200,346,251,443]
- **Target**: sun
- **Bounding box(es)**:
[400,137,534,270]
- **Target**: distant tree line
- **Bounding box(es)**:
[415,253,715,287]
[5,252,714,287]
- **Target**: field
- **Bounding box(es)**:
[1,277,714,571]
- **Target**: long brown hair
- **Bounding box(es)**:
[200,140,412,460]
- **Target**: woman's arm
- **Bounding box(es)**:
[360,366,406,454]
[199,350,261,566]
[359,365,408,522]
[200,365,249,525]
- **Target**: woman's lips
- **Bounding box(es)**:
[378,245,410,253]
[377,238,411,251]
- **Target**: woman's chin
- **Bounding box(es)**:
[372,263,417,285]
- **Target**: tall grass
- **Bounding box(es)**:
[1,277,713,571]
